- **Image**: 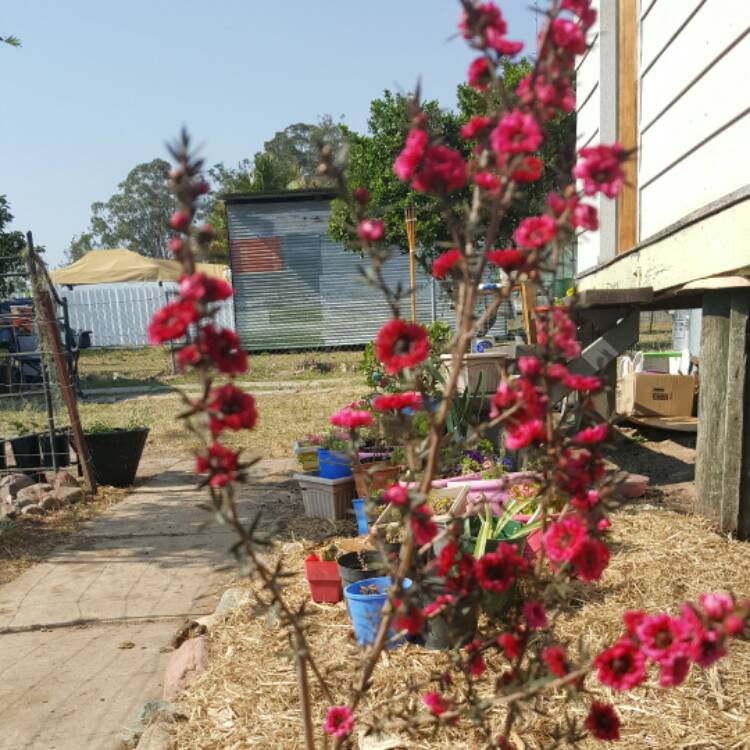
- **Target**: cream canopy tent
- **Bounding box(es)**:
[49,248,228,285]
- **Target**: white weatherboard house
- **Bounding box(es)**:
[574,0,750,536]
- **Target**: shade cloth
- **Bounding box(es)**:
[49,248,227,284]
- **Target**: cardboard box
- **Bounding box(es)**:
[617,372,695,417]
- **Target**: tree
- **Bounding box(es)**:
[0,195,26,297]
[328,90,464,266]
[202,160,254,263]
[328,59,575,265]
[66,158,176,260]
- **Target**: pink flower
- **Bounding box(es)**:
[353,186,370,204]
[383,483,409,506]
[147,299,197,344]
[542,645,569,677]
[460,115,492,140]
[688,627,727,668]
[168,237,184,255]
[376,319,429,375]
[372,391,422,412]
[474,170,501,193]
[497,632,521,660]
[474,544,528,593]
[198,324,248,375]
[585,702,620,741]
[522,600,548,629]
[593,638,647,691]
[485,248,526,271]
[323,705,354,739]
[490,109,543,154]
[411,145,467,194]
[393,128,428,180]
[422,691,449,716]
[412,504,438,545]
[574,423,609,444]
[485,28,523,55]
[518,356,541,377]
[543,516,587,562]
[513,215,557,248]
[330,407,372,430]
[207,384,257,434]
[658,653,691,687]
[573,143,626,198]
[571,538,610,581]
[468,56,492,91]
[549,18,587,55]
[465,639,486,676]
[179,272,233,303]
[357,219,384,242]
[563,372,602,391]
[432,248,462,279]
[504,418,544,450]
[597,517,611,531]
[623,609,646,636]
[196,441,240,489]
[511,155,543,183]
[422,593,455,617]
[573,202,599,230]
[169,210,191,232]
[393,600,424,635]
[636,613,689,662]
[562,0,597,29]
[700,593,734,621]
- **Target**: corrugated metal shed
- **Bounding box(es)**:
[225,191,507,350]
[56,282,235,348]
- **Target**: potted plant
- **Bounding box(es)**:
[83,419,149,487]
[336,550,384,591]
[343,575,413,647]
[293,433,321,473]
[304,543,342,603]
[9,416,43,473]
[317,428,352,479]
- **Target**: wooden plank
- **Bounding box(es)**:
[576,287,654,308]
[520,282,537,344]
[625,415,698,433]
[617,0,638,252]
[577,196,750,293]
[720,290,750,533]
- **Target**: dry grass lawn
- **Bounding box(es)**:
[169,506,750,750]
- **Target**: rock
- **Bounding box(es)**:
[16,483,53,505]
[53,470,79,491]
[195,613,218,632]
[162,636,209,701]
[122,701,179,748]
[358,731,409,749]
[0,473,34,501]
[40,494,65,511]
[54,487,84,505]
[215,587,251,616]
[21,504,46,516]
[135,723,173,750]
[1,503,16,521]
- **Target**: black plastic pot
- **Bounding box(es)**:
[10,434,42,473]
[39,430,71,468]
[336,551,385,590]
[84,428,149,487]
[424,595,479,650]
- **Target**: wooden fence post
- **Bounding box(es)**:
[26,234,97,494]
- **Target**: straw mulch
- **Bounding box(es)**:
[169,497,750,750]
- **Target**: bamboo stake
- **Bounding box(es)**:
[295,631,316,750]
[404,205,417,323]
[26,233,97,494]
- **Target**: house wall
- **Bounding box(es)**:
[638,0,750,239]
[575,0,618,273]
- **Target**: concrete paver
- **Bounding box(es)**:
[0,457,295,750]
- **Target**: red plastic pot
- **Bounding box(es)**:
[304,557,342,603]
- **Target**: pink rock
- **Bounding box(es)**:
[618,473,649,499]
[54,471,79,491]
[162,636,209,701]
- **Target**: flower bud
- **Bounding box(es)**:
[353,187,370,205]
[169,211,191,232]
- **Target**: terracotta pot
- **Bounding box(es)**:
[352,461,401,498]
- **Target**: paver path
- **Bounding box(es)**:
[0,457,294,750]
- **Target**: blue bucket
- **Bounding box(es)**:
[352,499,369,535]
[343,576,412,648]
[318,448,352,479]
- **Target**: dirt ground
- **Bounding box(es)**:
[167,427,750,750]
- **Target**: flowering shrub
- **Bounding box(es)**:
[148,1,749,747]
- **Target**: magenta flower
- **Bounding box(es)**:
[323,705,354,739]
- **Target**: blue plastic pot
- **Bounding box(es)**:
[343,576,412,648]
[318,448,352,479]
[352,499,369,535]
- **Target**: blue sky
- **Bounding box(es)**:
[2,1,538,267]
